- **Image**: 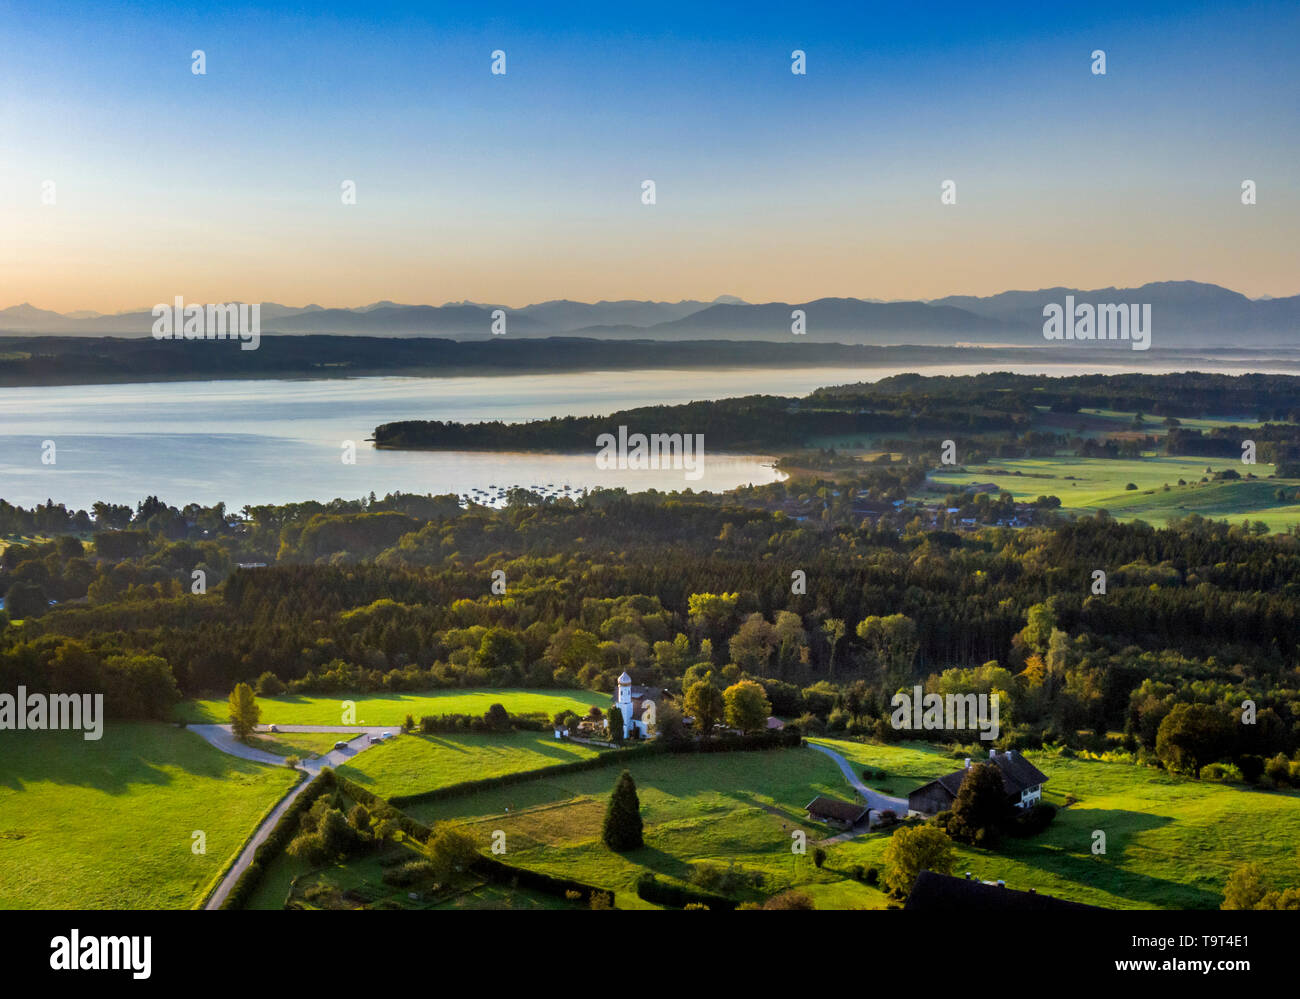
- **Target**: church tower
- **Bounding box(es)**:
[616,671,634,738]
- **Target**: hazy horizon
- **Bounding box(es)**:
[3,0,1297,313]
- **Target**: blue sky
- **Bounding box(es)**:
[2,0,1296,309]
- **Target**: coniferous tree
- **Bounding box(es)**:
[602,769,644,851]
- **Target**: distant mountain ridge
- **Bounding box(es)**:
[2,282,1296,347]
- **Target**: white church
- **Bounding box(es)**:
[609,671,665,740]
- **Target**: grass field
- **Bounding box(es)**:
[385,737,1300,910]
[248,731,359,758]
[926,454,1300,530]
[404,744,885,909]
[336,729,605,798]
[177,688,609,726]
[816,738,1300,909]
[0,723,298,909]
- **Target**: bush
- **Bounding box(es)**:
[813,847,826,868]
[795,712,825,735]
[1007,802,1057,838]
[1237,755,1266,785]
[1264,754,1292,788]
[474,855,612,906]
[763,889,815,910]
[865,867,879,886]
[691,861,763,895]
[636,872,735,911]
[1199,762,1244,783]
[382,860,436,887]
[255,670,286,696]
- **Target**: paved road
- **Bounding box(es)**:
[807,740,911,814]
[191,723,396,909]
[188,723,395,774]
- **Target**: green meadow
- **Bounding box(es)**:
[404,744,883,910]
[336,729,605,799]
[926,453,1300,530]
[0,723,297,909]
[382,738,1300,910]
[248,730,360,758]
[819,738,1300,909]
[176,688,609,726]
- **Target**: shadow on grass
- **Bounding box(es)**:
[0,723,289,795]
[997,807,1222,908]
[626,843,695,882]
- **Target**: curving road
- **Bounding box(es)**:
[193,724,396,909]
[807,740,910,815]
[188,723,394,774]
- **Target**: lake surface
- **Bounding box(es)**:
[1,359,1291,510]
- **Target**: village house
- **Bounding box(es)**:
[804,796,870,829]
[907,749,1047,816]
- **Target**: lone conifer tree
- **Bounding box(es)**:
[602,769,644,851]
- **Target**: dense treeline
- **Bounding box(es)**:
[2,480,1299,781]
[812,371,1300,423]
[0,336,1054,388]
[373,372,1300,469]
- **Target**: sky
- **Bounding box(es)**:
[1,0,1297,312]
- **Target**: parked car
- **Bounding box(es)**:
[268,724,279,733]
[381,731,395,740]
[333,740,349,751]
[368,734,382,744]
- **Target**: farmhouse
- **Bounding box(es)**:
[611,671,667,739]
[804,795,870,829]
[907,749,1047,816]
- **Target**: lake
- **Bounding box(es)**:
[1,359,1288,510]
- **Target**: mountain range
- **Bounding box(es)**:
[3,283,1296,347]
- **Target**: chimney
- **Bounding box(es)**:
[989,749,997,758]
[964,758,971,769]
[996,879,1006,888]
[964,872,973,880]
[1005,749,1015,758]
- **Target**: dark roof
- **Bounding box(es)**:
[905,871,1101,912]
[615,685,665,703]
[908,751,1047,806]
[991,750,1048,792]
[804,796,870,824]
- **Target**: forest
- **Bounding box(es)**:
[2,474,1298,783]
[374,371,1300,467]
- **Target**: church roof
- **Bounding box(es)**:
[617,671,632,684]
